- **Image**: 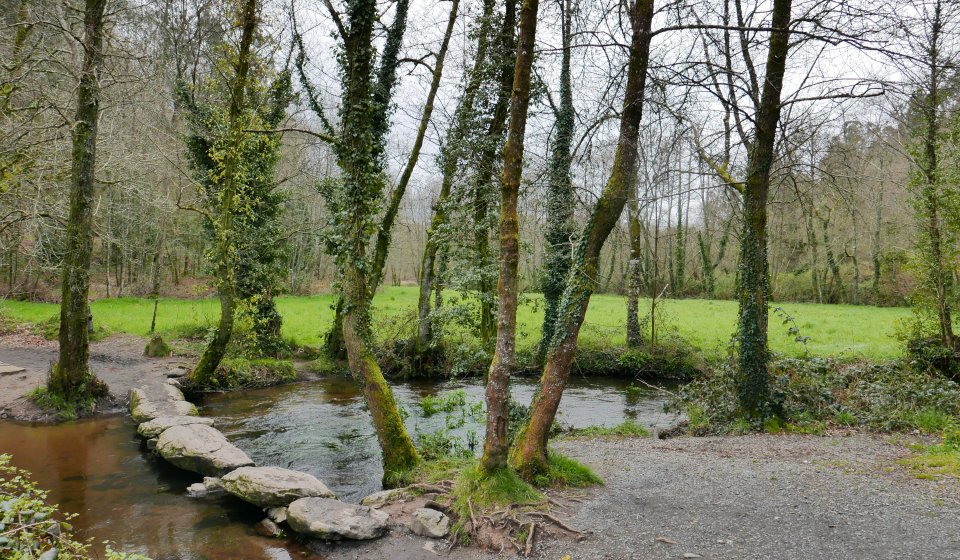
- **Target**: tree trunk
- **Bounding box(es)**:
[626,197,643,347]
[509,0,654,478]
[480,0,538,473]
[336,0,419,482]
[540,0,575,359]
[189,0,259,385]
[735,0,792,419]
[50,0,107,402]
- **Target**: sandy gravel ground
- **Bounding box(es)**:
[0,332,186,420]
[313,433,958,560]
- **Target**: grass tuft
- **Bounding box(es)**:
[565,418,651,438]
[532,451,603,488]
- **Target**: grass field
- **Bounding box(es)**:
[0,286,911,360]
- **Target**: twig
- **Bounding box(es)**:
[527,511,583,534]
[524,522,536,557]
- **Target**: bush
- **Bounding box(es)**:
[0,454,151,559]
[143,335,172,357]
[185,357,297,391]
[674,356,960,434]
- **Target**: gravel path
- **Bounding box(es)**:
[313,434,958,560]
[534,434,960,560]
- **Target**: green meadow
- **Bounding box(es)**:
[0,286,910,360]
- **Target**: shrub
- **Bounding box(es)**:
[674,356,960,434]
[0,454,151,559]
[185,357,297,391]
[143,335,172,357]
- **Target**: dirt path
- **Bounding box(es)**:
[0,330,187,421]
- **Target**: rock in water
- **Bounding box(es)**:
[286,497,389,540]
[155,424,254,476]
[129,389,197,424]
[220,466,335,508]
[137,415,214,438]
[410,508,450,538]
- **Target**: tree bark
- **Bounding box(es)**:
[336,0,419,482]
[509,0,654,478]
[735,0,792,418]
[480,0,539,473]
[50,0,108,401]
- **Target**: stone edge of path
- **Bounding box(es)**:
[126,376,392,542]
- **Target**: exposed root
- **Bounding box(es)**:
[524,522,536,557]
[527,511,584,535]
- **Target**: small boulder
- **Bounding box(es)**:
[410,508,450,538]
[186,477,225,498]
[164,384,186,401]
[287,497,389,540]
[137,415,214,438]
[156,424,253,476]
[257,518,283,538]
[220,466,335,508]
[266,506,288,524]
[360,487,412,508]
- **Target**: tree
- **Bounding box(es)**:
[297,0,420,482]
[415,0,516,356]
[186,0,261,384]
[480,0,541,472]
[539,0,576,360]
[48,0,108,403]
[510,0,655,478]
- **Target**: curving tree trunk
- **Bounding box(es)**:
[509,0,655,478]
[480,0,539,473]
[50,0,108,401]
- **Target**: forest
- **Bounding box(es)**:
[1,0,959,558]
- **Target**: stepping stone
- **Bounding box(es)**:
[287,497,389,540]
[155,424,254,476]
[0,362,26,375]
[220,466,335,508]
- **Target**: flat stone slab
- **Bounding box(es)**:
[156,424,254,476]
[137,415,215,438]
[287,497,389,540]
[0,362,25,375]
[129,388,198,424]
[220,466,335,508]
[360,487,414,508]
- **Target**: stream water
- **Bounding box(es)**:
[0,375,676,559]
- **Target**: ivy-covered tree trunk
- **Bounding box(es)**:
[480,0,538,473]
[735,0,792,418]
[336,0,419,482]
[416,0,501,354]
[189,0,259,385]
[324,0,411,359]
[50,0,107,402]
[510,0,655,479]
[626,196,643,347]
[540,0,575,360]
[370,0,459,300]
